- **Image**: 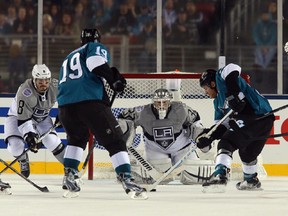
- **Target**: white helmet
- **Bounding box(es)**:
[152,88,173,119]
[32,64,51,80]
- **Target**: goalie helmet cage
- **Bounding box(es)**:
[86,72,267,180]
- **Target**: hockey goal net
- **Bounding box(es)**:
[86,72,266,180]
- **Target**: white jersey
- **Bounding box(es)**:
[119,101,203,154]
[7,78,58,136]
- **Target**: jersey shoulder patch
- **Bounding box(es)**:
[22,88,33,97]
[51,78,58,88]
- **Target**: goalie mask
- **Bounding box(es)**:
[81,28,101,45]
[152,89,173,119]
[32,64,51,94]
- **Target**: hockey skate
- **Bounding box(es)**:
[18,153,30,178]
[202,164,229,193]
[62,168,80,198]
[117,173,148,200]
[236,173,262,191]
[0,179,12,195]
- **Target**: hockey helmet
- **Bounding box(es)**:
[81,28,101,45]
[32,64,51,93]
[32,64,51,80]
[152,88,173,119]
[199,69,216,88]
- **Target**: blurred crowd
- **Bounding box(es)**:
[0,0,221,45]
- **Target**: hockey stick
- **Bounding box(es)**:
[146,110,234,192]
[256,104,288,120]
[78,91,117,178]
[0,159,49,192]
[0,122,61,175]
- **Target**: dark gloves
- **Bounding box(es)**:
[226,92,246,113]
[110,67,126,93]
[196,124,227,152]
[24,132,41,153]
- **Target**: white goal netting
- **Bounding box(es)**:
[86,72,266,180]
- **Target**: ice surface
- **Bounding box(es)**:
[0,174,288,216]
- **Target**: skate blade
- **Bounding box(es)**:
[128,191,149,200]
[63,190,79,198]
[202,184,226,193]
[0,188,12,195]
[237,187,263,191]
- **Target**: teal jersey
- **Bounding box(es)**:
[214,63,272,121]
[57,42,110,106]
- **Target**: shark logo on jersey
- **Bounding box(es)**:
[153,126,174,150]
[22,88,32,97]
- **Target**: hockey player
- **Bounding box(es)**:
[57,28,147,199]
[4,64,65,178]
[118,88,214,185]
[196,63,275,191]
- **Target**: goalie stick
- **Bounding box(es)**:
[0,159,49,192]
[0,122,61,175]
[146,109,234,192]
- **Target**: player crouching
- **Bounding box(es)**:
[118,88,215,188]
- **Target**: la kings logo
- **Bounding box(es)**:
[153,126,174,150]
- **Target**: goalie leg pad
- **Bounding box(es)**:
[180,160,215,185]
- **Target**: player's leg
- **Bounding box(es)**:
[36,117,65,163]
[4,116,30,177]
[202,138,237,188]
[88,102,147,199]
[236,116,274,190]
[58,105,89,196]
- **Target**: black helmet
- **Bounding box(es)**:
[199,69,216,87]
[81,28,101,45]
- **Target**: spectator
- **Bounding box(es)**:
[8,44,28,92]
[134,4,153,35]
[171,8,190,44]
[43,13,55,35]
[54,11,80,36]
[252,10,277,69]
[6,5,17,27]
[110,2,137,35]
[0,11,12,34]
[74,2,88,30]
[26,6,37,34]
[49,3,62,30]
[185,1,204,44]
[13,6,29,34]
[137,38,156,72]
[267,0,277,23]
[162,0,177,42]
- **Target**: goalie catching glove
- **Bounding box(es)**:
[24,132,41,153]
[196,124,227,152]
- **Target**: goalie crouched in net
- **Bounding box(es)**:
[118,88,215,185]
[197,63,275,191]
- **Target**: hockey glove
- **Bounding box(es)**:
[196,124,227,151]
[226,92,246,113]
[110,67,127,93]
[24,132,40,153]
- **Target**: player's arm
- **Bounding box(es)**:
[221,64,246,113]
[92,63,126,93]
[16,90,40,153]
